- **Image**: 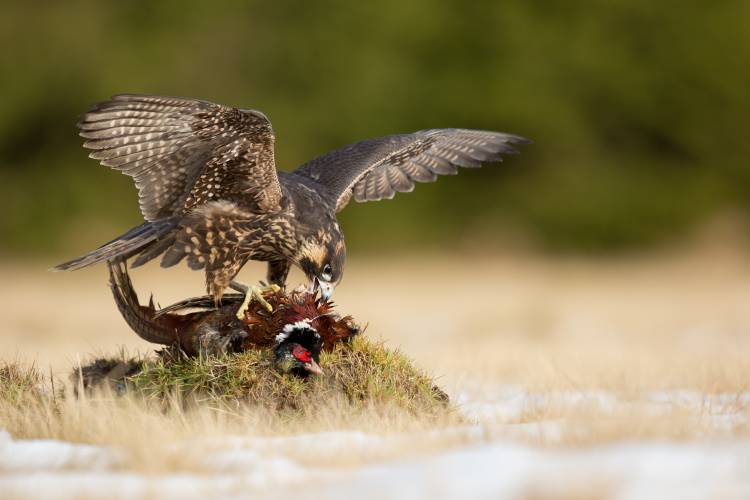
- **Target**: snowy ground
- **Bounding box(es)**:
[3,385,750,500]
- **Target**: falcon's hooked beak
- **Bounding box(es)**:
[311,277,335,300]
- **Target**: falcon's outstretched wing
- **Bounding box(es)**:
[293,129,530,212]
[79,94,281,221]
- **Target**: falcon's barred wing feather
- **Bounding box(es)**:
[79,94,281,221]
[293,129,530,211]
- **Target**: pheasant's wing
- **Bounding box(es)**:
[293,129,530,212]
[154,293,244,318]
[79,94,281,221]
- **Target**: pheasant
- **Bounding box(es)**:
[108,260,358,376]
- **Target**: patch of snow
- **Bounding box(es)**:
[0,430,120,472]
[5,440,749,500]
[0,472,257,500]
[291,441,750,500]
[453,384,750,433]
[455,385,618,421]
[202,447,315,485]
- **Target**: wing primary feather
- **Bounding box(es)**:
[385,165,414,193]
[293,128,530,211]
[403,161,438,183]
[420,154,459,175]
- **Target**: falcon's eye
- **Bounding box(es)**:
[321,264,333,281]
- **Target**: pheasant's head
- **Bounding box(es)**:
[273,320,324,377]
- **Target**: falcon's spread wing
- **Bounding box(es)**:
[293,129,530,212]
[79,94,281,221]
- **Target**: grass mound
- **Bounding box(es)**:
[75,337,449,415]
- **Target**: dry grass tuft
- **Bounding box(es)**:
[0,362,47,406]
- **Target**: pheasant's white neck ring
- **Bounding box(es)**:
[275,319,315,345]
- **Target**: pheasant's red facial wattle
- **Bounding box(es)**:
[292,344,312,363]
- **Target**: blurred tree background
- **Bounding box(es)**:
[1,0,747,257]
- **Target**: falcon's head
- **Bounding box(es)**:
[273,321,324,377]
[296,227,345,300]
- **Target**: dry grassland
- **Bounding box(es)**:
[1,240,749,498]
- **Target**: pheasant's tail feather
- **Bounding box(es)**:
[52,219,177,271]
[107,259,178,345]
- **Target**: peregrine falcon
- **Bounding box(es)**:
[54,94,530,316]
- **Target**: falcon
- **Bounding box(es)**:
[54,94,530,317]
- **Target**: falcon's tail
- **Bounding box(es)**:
[51,218,177,271]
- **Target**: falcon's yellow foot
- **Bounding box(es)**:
[230,282,282,320]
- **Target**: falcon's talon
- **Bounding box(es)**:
[232,282,281,320]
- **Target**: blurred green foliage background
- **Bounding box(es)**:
[1,1,747,256]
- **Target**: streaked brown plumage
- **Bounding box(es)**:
[55,94,530,301]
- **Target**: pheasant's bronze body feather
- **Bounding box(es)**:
[55,94,530,299]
